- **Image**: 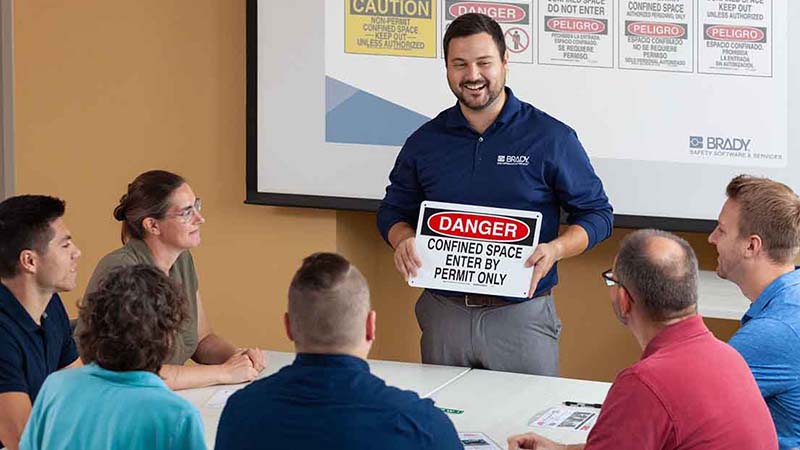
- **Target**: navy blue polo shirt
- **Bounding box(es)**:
[215,353,463,450]
[0,283,79,401]
[377,87,613,300]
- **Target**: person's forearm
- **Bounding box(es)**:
[0,426,21,450]
[159,363,228,390]
[193,333,238,365]
[551,225,590,261]
[1,435,19,450]
[0,393,32,450]
[388,222,415,249]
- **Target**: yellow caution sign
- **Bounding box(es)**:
[345,0,437,58]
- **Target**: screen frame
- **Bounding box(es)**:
[244,0,717,233]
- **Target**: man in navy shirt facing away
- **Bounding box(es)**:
[215,253,462,450]
[0,195,82,450]
[377,13,613,375]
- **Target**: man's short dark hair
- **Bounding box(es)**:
[0,195,66,278]
[77,265,188,373]
[443,13,506,62]
[288,253,369,351]
[616,229,698,321]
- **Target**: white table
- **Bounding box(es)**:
[429,368,611,447]
[697,270,750,320]
[176,351,470,447]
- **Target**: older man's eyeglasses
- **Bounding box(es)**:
[165,198,202,224]
[601,269,620,287]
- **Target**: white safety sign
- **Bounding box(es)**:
[409,201,542,298]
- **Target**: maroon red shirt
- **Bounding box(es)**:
[585,315,777,450]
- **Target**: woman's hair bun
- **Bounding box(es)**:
[112,193,129,221]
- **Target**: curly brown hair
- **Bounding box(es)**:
[77,264,188,373]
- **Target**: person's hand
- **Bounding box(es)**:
[219,352,258,385]
[507,432,567,450]
[524,242,561,298]
[394,236,422,280]
[241,348,267,372]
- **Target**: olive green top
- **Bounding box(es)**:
[78,239,200,365]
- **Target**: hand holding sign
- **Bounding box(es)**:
[525,241,561,298]
[394,236,423,280]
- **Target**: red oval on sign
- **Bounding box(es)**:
[546,17,605,34]
[427,212,530,242]
[706,25,764,42]
[448,2,526,23]
[627,21,685,38]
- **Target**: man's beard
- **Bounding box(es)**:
[453,79,503,111]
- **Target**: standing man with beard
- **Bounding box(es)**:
[377,13,613,375]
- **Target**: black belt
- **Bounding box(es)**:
[442,290,552,308]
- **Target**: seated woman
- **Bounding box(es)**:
[20,265,206,450]
[78,170,265,389]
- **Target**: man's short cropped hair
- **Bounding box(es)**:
[288,253,370,351]
[443,13,506,62]
[616,229,698,321]
[77,264,188,373]
[726,174,800,263]
[0,195,66,278]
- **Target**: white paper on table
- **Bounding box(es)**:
[458,432,503,449]
[205,388,238,408]
[528,406,598,432]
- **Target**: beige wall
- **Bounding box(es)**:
[14,0,740,382]
[13,0,336,353]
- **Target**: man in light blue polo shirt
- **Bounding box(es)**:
[708,175,800,449]
[19,265,206,450]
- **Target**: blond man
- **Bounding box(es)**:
[708,175,800,449]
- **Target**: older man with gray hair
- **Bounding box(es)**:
[508,229,777,450]
[214,252,461,450]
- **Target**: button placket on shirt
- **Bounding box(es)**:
[473,136,484,176]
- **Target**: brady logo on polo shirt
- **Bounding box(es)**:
[427,211,530,243]
[497,155,530,166]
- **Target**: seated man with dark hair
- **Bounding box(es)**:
[0,195,82,450]
[215,252,462,450]
[508,229,777,450]
[19,265,206,450]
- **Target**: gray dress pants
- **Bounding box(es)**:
[415,290,562,376]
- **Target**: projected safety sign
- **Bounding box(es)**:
[409,201,542,298]
[345,0,437,58]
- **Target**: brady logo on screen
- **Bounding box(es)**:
[427,212,530,243]
[708,137,751,151]
[688,135,751,151]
